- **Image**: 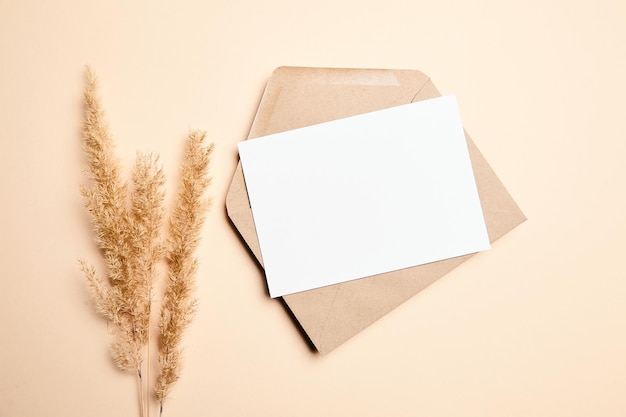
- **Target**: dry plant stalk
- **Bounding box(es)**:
[155,132,214,414]
[79,67,212,417]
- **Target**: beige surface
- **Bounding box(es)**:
[1,1,625,416]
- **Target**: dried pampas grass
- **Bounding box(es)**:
[79,67,213,417]
[155,131,214,410]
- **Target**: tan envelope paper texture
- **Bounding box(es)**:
[226,67,526,355]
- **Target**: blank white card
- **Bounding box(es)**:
[238,95,490,298]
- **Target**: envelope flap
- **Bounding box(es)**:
[249,66,433,138]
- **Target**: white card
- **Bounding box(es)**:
[238,95,490,298]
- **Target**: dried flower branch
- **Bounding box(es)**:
[80,66,167,417]
[155,131,214,415]
[79,67,212,417]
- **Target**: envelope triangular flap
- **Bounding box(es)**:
[226,66,526,355]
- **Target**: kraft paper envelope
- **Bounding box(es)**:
[226,67,526,355]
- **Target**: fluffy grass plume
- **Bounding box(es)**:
[155,131,214,414]
[80,66,165,374]
[79,67,212,417]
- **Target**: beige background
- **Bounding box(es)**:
[1,0,625,416]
